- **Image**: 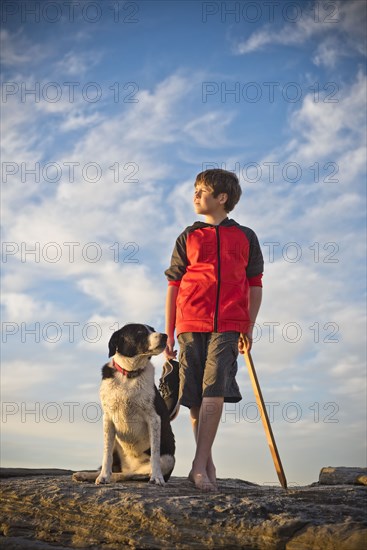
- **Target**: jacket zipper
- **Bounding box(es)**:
[214,226,221,332]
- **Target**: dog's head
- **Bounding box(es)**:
[108,324,167,359]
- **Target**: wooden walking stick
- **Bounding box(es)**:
[240,334,287,490]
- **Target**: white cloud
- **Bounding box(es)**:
[0,29,49,66]
[1,73,217,347]
[55,50,102,76]
[1,360,53,396]
[234,71,366,244]
[313,36,342,68]
[235,0,366,66]
[184,111,234,148]
[288,70,366,162]
[234,16,322,54]
[2,293,55,323]
[59,111,103,131]
[76,264,163,328]
[1,77,45,162]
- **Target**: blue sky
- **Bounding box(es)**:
[1,0,366,486]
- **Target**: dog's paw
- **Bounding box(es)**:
[73,471,96,483]
[149,473,165,486]
[73,472,85,482]
[95,473,111,485]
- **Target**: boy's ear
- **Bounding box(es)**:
[108,329,122,357]
[218,193,228,205]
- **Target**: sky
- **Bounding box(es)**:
[1,0,366,487]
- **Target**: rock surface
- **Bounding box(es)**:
[0,468,366,549]
[319,466,367,486]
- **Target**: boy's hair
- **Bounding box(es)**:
[195,169,242,213]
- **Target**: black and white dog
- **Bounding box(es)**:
[73,324,175,486]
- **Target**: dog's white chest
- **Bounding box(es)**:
[100,372,156,442]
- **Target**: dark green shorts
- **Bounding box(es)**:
[177,332,242,408]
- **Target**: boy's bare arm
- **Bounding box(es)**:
[239,286,262,353]
[165,285,179,358]
[248,286,262,334]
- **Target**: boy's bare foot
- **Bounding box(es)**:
[206,463,218,489]
[188,470,216,492]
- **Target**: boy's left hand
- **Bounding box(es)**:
[165,336,177,360]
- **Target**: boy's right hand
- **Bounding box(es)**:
[165,336,177,359]
[238,333,252,353]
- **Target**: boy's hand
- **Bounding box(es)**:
[238,333,252,354]
[165,336,177,359]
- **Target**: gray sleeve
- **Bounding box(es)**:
[164,231,188,282]
[246,230,264,278]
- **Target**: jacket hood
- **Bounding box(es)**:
[190,218,239,230]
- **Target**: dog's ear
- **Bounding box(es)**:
[108,329,122,357]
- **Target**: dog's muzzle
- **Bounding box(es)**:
[150,333,167,352]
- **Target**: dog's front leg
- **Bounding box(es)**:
[96,414,115,485]
[148,413,165,486]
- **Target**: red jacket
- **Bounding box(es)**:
[165,218,263,335]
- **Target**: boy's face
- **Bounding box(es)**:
[193,183,228,216]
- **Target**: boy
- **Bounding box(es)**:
[164,169,263,491]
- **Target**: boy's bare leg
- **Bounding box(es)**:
[190,405,217,485]
[189,397,224,491]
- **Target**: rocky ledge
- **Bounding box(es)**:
[0,467,366,549]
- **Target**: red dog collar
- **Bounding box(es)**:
[112,359,144,379]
